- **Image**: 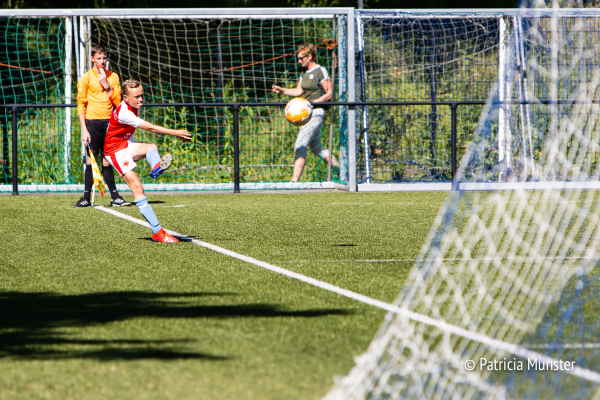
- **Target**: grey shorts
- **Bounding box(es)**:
[294,108,329,159]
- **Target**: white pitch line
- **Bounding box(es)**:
[95,206,600,384]
[95,205,152,228]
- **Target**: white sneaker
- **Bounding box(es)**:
[150,154,173,179]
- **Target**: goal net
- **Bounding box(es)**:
[93,15,347,188]
[355,10,500,184]
[0,17,67,186]
[0,11,348,191]
[326,4,600,400]
[355,8,600,188]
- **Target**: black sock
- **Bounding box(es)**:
[102,165,120,200]
[83,165,93,201]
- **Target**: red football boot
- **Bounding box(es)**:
[151,228,179,243]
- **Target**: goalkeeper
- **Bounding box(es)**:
[73,44,130,208]
[104,79,192,243]
[272,43,339,181]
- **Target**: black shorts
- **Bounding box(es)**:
[85,119,110,155]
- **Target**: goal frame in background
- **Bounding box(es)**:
[355,8,600,193]
[0,8,357,194]
[6,8,600,194]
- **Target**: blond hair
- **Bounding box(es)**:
[122,79,142,96]
[298,43,317,62]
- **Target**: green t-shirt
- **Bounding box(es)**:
[300,65,329,105]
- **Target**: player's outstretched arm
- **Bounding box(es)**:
[137,121,192,141]
[272,80,304,98]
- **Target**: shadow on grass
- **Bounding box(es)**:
[0,291,355,360]
[137,235,197,242]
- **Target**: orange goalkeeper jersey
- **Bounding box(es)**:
[77,68,122,120]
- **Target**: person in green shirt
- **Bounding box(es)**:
[272,43,340,181]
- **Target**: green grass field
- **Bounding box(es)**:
[0,191,446,400]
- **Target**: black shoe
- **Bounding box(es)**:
[110,197,132,207]
[73,197,91,208]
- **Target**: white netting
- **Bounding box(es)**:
[356,12,501,183]
[0,14,350,190]
[326,4,600,399]
[93,16,348,186]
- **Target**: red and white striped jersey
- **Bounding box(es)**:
[104,100,145,155]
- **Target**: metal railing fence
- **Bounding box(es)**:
[4,99,592,195]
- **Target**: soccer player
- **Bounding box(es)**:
[104,79,192,243]
[272,43,339,181]
[73,44,131,208]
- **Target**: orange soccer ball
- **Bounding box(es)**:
[285,97,313,127]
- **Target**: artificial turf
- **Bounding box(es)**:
[0,191,446,400]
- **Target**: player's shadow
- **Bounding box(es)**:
[137,235,196,242]
[0,291,355,361]
[172,235,194,242]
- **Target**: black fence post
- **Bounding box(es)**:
[232,103,240,194]
[450,103,458,191]
[1,110,8,184]
[11,105,18,196]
